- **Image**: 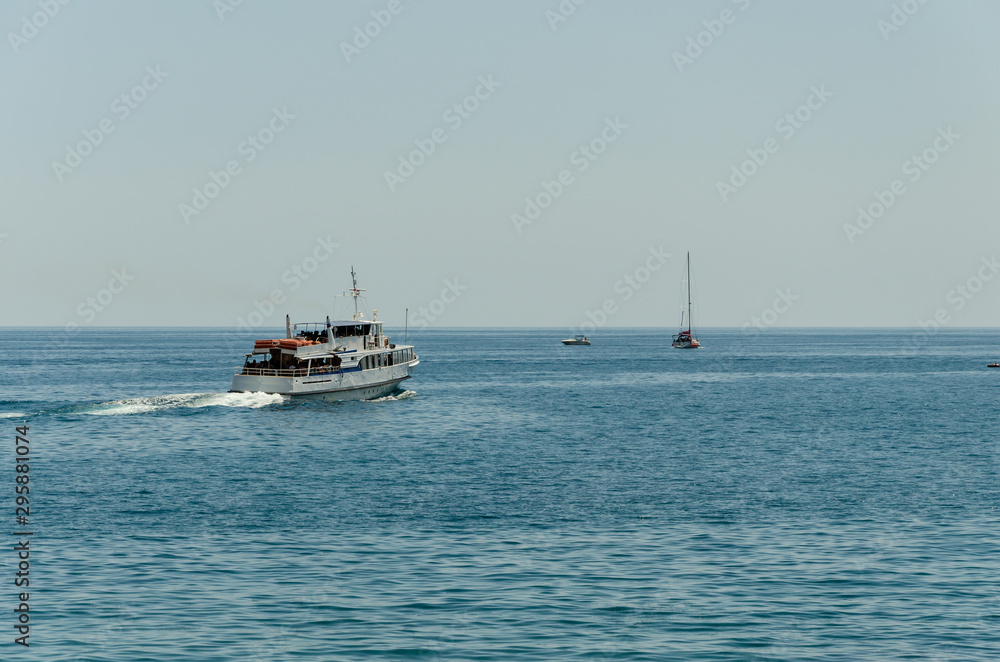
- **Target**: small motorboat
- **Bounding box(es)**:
[562,335,591,345]
[988,363,1000,368]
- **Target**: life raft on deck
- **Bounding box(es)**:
[278,338,319,350]
[254,338,320,350]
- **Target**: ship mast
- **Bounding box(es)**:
[350,266,366,321]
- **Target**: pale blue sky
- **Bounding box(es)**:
[2,1,999,330]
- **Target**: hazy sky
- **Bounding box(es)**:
[3,1,999,331]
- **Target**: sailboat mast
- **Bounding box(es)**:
[686,252,692,332]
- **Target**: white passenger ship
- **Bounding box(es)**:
[229,269,418,401]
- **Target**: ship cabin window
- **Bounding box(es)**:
[332,323,372,338]
[248,351,280,370]
[297,330,324,342]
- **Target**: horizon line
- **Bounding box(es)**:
[1,325,998,331]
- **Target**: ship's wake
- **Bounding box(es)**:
[368,390,417,402]
[85,392,286,416]
[3,389,416,419]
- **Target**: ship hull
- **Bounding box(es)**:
[671,335,699,349]
[230,361,418,402]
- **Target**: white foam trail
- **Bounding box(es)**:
[193,392,286,409]
[0,413,27,419]
[368,390,417,403]
[88,392,285,416]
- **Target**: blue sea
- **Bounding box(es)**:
[2,327,999,661]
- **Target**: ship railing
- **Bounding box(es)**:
[236,367,343,378]
[236,367,306,377]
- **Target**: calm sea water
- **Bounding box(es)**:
[1,327,999,661]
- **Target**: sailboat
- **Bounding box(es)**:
[671,252,700,349]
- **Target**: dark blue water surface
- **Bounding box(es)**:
[1,328,999,661]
